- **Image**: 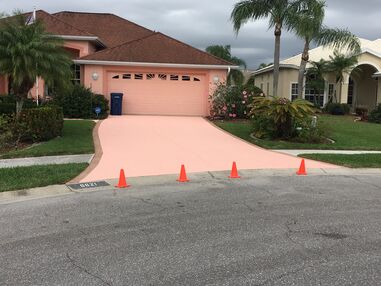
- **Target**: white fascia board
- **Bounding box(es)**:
[56,35,106,47]
[73,59,238,70]
[252,64,299,75]
[361,48,381,59]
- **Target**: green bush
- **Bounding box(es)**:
[294,117,330,143]
[250,97,316,139]
[53,85,109,119]
[369,104,381,124]
[18,106,64,142]
[323,103,350,115]
[0,94,36,115]
[209,83,262,119]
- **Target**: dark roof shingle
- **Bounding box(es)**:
[53,11,154,47]
[79,32,233,66]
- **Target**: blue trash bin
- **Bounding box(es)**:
[110,93,123,115]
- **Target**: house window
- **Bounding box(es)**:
[146,73,155,80]
[170,75,179,81]
[182,75,191,81]
[291,83,299,101]
[348,77,354,105]
[328,83,335,101]
[260,83,263,91]
[122,74,131,79]
[193,77,200,82]
[266,82,270,95]
[134,74,143,80]
[305,85,324,107]
[159,74,167,80]
[71,64,81,85]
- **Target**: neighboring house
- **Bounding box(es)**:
[0,10,236,116]
[254,38,381,111]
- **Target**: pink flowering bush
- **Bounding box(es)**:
[209,83,262,119]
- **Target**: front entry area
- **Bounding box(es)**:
[107,71,207,116]
[348,64,379,111]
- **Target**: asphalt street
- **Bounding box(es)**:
[0,173,380,285]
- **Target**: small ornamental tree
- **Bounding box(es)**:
[0,12,72,114]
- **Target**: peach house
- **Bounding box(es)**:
[0,11,237,116]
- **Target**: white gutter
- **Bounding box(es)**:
[253,64,300,75]
[74,59,238,70]
[56,35,106,47]
[372,72,381,78]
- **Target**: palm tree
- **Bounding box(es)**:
[326,51,358,103]
[0,12,72,114]
[206,45,247,85]
[257,62,273,70]
[289,0,361,98]
[305,59,329,105]
[231,0,306,97]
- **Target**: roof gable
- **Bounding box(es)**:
[33,10,94,37]
[79,32,233,66]
[53,11,154,47]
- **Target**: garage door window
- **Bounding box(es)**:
[194,77,201,82]
[146,74,156,80]
[122,74,131,79]
[134,74,143,80]
[170,75,179,81]
[182,75,191,81]
[112,75,119,79]
[159,74,167,80]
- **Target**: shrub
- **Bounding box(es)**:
[369,104,381,124]
[0,94,36,115]
[18,106,64,142]
[53,85,109,119]
[209,83,262,119]
[323,103,350,115]
[294,117,330,143]
[250,97,316,139]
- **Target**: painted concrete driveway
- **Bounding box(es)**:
[82,116,337,182]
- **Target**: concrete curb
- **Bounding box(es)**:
[68,120,104,183]
[0,154,94,169]
[2,167,381,204]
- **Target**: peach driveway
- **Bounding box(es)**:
[81,116,337,182]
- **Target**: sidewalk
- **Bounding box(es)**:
[274,150,381,156]
[0,154,94,169]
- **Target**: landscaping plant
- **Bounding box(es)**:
[53,85,109,119]
[0,12,72,114]
[323,103,350,115]
[369,104,381,124]
[250,97,316,139]
[209,83,262,119]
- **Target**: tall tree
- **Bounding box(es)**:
[289,0,361,98]
[305,59,329,105]
[326,51,358,103]
[231,0,305,97]
[257,62,273,70]
[0,12,72,114]
[206,45,247,85]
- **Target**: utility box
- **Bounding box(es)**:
[110,93,123,115]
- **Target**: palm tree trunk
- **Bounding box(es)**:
[297,40,310,99]
[273,23,282,97]
[16,97,24,115]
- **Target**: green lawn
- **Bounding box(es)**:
[300,154,381,168]
[214,115,381,150]
[0,120,95,159]
[0,163,88,192]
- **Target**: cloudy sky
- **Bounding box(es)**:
[1,0,381,69]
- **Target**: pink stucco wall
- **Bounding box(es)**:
[83,65,227,116]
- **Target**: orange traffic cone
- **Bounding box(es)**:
[296,159,307,176]
[229,162,241,179]
[115,169,130,188]
[177,164,189,182]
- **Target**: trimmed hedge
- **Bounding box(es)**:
[0,94,36,115]
[18,106,64,142]
[369,104,381,124]
[323,103,350,115]
[53,85,109,119]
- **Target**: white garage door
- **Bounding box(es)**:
[107,71,207,116]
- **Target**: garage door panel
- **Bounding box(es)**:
[107,72,207,116]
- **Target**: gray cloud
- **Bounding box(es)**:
[1,0,380,69]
